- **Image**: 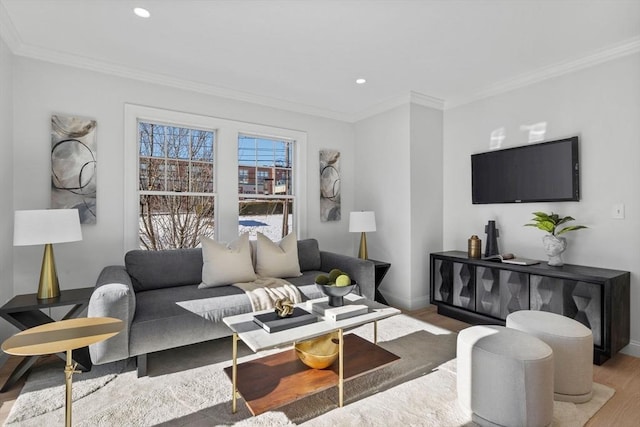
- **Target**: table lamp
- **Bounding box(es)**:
[349,211,376,259]
[13,209,83,300]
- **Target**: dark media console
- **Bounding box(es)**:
[430,251,630,365]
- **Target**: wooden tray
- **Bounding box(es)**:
[223,333,399,415]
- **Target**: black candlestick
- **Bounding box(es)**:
[484,220,500,257]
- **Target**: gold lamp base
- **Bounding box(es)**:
[358,232,368,260]
[38,243,60,300]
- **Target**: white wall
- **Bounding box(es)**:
[410,104,443,308]
[10,57,356,331]
[0,36,14,340]
[355,105,411,305]
[355,102,443,310]
[443,53,640,356]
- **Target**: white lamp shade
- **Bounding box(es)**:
[14,209,83,246]
[349,211,376,233]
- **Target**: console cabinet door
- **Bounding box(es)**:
[433,259,475,310]
[476,267,529,320]
[530,275,603,347]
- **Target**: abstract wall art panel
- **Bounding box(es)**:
[319,149,340,222]
[51,114,97,224]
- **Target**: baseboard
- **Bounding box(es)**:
[620,340,640,358]
[382,292,429,311]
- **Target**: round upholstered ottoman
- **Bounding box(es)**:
[457,325,554,427]
[506,310,593,403]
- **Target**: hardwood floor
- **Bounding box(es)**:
[0,307,638,425]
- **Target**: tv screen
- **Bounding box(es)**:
[471,137,579,204]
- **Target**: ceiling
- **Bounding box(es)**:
[1,0,639,121]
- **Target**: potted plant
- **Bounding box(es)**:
[525,212,587,266]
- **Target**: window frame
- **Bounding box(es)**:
[237,133,296,239]
[124,104,307,252]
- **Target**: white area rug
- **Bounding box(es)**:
[5,315,613,426]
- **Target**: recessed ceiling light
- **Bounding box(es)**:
[134,7,151,18]
[356,78,367,85]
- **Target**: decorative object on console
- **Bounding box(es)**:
[319,149,341,221]
[484,220,499,257]
[51,114,97,224]
[468,235,481,258]
[294,331,339,369]
[13,209,83,300]
[349,211,376,259]
[525,211,587,266]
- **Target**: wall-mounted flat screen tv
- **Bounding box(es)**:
[471,136,579,204]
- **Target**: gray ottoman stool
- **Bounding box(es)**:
[457,325,554,427]
[506,310,593,403]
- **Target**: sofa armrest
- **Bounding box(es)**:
[319,251,375,300]
[88,265,136,364]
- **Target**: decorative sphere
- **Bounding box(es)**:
[335,274,351,287]
[315,274,330,285]
[328,268,343,282]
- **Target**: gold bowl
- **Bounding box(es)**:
[294,332,339,369]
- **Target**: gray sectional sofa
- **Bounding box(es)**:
[87,238,374,376]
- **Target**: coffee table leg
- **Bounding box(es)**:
[232,332,238,413]
[374,320,378,344]
[338,328,344,407]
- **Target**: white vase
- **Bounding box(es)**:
[542,234,567,266]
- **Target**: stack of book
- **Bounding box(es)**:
[253,307,318,333]
[306,295,369,321]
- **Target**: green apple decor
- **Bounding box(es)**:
[525,212,587,266]
[315,269,356,306]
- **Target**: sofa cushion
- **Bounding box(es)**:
[297,239,322,271]
[255,231,302,278]
[126,248,203,292]
[199,233,256,288]
[129,284,252,356]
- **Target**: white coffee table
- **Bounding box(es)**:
[223,295,400,415]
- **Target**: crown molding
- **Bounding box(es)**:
[0,1,22,52]
[409,91,446,110]
[8,39,353,122]
[446,36,640,110]
[350,91,445,122]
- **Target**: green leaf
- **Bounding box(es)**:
[556,216,575,226]
[538,220,556,233]
[532,212,551,220]
[557,225,587,235]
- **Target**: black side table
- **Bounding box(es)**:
[0,287,94,391]
[369,259,391,305]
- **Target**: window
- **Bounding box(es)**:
[238,135,294,240]
[125,104,307,252]
[138,121,215,249]
[238,169,249,186]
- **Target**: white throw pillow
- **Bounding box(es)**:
[199,233,257,288]
[255,231,302,278]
